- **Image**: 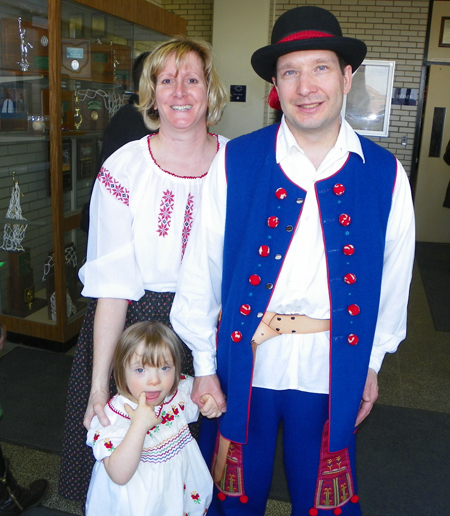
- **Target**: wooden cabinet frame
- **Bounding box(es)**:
[0,0,185,346]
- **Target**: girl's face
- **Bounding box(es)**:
[125,341,176,406]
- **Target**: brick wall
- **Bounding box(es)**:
[161,0,214,42]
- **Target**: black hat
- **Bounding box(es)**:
[251,6,367,83]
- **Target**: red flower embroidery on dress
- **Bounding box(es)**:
[98,167,130,206]
[157,190,175,237]
[181,193,194,259]
[103,440,115,452]
[93,432,100,443]
[161,411,175,425]
[191,491,201,504]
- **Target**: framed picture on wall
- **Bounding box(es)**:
[439,17,450,47]
[342,60,395,138]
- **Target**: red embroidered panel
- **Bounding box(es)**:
[157,190,175,237]
[314,421,355,510]
[181,193,194,259]
[98,167,130,206]
[212,435,245,497]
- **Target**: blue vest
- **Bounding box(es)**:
[217,123,397,452]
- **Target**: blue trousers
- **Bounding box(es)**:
[200,388,361,516]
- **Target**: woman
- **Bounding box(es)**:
[58,36,228,505]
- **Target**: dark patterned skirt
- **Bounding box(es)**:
[58,290,195,505]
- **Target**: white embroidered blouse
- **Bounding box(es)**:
[79,133,228,301]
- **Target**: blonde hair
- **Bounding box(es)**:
[113,321,182,399]
[137,36,227,130]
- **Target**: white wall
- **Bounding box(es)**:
[212,0,271,139]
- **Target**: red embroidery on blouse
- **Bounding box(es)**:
[181,193,194,259]
[157,190,175,237]
[98,167,130,206]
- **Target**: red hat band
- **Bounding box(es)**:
[277,30,334,44]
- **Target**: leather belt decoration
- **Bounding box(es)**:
[251,311,330,352]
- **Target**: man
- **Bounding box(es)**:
[171,6,415,516]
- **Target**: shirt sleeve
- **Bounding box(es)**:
[369,159,415,372]
[79,147,145,301]
[86,412,128,462]
[170,146,228,377]
[177,376,200,424]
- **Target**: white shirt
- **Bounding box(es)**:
[79,133,228,301]
[170,117,415,394]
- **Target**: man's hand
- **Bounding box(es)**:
[84,388,110,429]
[192,374,227,412]
[355,368,378,426]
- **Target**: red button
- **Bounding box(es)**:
[339,213,351,226]
[343,244,355,256]
[348,334,359,345]
[259,245,270,257]
[231,331,242,342]
[240,304,251,315]
[249,274,261,285]
[275,187,287,199]
[348,304,360,316]
[267,216,279,228]
[333,183,345,196]
[344,273,356,284]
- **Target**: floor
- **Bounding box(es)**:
[1,260,449,516]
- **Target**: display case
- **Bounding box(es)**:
[0,0,186,349]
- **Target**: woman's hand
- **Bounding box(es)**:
[84,387,110,429]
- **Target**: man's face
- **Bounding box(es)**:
[273,49,352,144]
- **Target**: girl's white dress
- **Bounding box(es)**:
[86,375,212,516]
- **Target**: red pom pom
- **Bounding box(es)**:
[217,492,226,501]
[239,495,249,504]
[334,508,342,515]
[267,86,281,110]
[309,509,318,516]
[351,494,359,504]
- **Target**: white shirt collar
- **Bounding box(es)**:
[276,114,365,164]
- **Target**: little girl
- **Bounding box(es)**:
[85,321,221,516]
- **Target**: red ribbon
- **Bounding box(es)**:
[277,30,334,44]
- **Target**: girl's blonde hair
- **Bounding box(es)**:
[137,36,228,130]
[113,321,183,399]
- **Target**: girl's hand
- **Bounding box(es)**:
[124,392,162,431]
[199,393,223,418]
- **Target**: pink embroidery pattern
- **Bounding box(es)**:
[98,167,130,206]
[181,193,194,259]
[157,190,175,237]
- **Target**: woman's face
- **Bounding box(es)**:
[154,51,208,133]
